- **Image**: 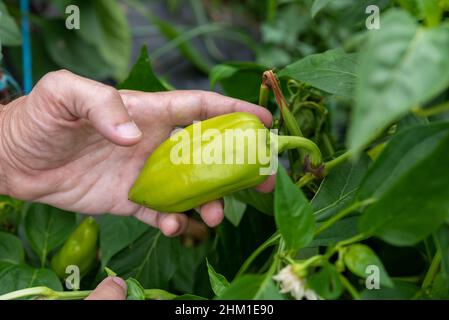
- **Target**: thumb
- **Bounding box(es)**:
[85,276,127,300]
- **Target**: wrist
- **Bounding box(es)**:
[0,104,10,196]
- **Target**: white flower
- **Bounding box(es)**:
[273,265,320,300]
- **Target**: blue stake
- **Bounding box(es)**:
[20,0,32,94]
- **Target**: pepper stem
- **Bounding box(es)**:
[259,83,270,108]
[276,134,322,168]
[262,70,303,138]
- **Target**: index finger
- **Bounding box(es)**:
[119,90,273,128]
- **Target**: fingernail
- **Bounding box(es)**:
[116,121,142,139]
[112,276,127,291]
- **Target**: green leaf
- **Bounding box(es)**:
[209,63,267,102]
[348,9,449,151]
[310,217,358,247]
[218,274,284,300]
[311,0,333,17]
[223,195,247,227]
[0,1,22,46]
[358,123,449,246]
[206,259,230,297]
[278,49,358,98]
[275,166,315,250]
[108,228,179,289]
[436,224,449,279]
[361,280,418,299]
[312,153,370,222]
[308,262,342,299]
[215,209,276,278]
[118,45,168,92]
[0,232,24,264]
[233,189,273,216]
[209,65,239,88]
[23,204,76,266]
[40,19,114,79]
[343,244,393,288]
[0,262,62,295]
[170,242,210,294]
[126,0,211,74]
[73,0,131,79]
[126,277,146,300]
[91,0,131,80]
[99,214,149,268]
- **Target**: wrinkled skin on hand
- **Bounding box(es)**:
[0,70,274,236]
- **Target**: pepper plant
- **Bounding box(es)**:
[1,0,449,300]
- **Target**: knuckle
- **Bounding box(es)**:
[97,85,119,102]
[36,70,72,94]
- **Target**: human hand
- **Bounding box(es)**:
[0,70,273,236]
[85,276,127,300]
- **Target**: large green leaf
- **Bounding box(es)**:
[0,232,24,264]
[0,262,62,295]
[90,0,131,80]
[98,215,148,268]
[69,0,131,80]
[275,166,315,250]
[209,63,267,102]
[170,243,210,295]
[348,9,449,151]
[125,0,211,74]
[214,208,276,279]
[358,123,449,246]
[0,1,21,46]
[218,274,283,300]
[23,204,76,266]
[108,228,180,289]
[312,153,370,222]
[343,244,393,288]
[309,217,358,247]
[40,19,114,79]
[118,46,168,92]
[278,49,358,98]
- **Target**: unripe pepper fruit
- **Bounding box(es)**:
[129,112,322,213]
[51,216,99,279]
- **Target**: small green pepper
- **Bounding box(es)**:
[51,216,99,279]
[129,112,322,212]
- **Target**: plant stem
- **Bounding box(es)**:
[263,70,304,139]
[296,150,353,188]
[421,249,441,289]
[277,135,323,167]
[236,232,281,277]
[324,150,354,173]
[0,287,91,300]
[339,275,361,300]
[0,286,178,301]
[297,173,315,187]
[315,199,377,237]
[412,102,449,117]
[335,233,370,249]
